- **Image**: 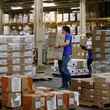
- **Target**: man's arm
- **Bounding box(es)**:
[59,40,70,47]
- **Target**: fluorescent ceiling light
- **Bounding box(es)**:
[31,3,56,8]
[71,7,80,10]
[11,6,23,10]
[31,5,34,8]
[43,3,56,7]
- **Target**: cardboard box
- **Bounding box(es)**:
[20,76,33,93]
[95,96,110,104]
[82,89,94,95]
[93,75,110,83]
[2,92,21,108]
[87,95,94,102]
[70,79,82,91]
[23,94,42,110]
[95,89,110,97]
[47,33,56,46]
[35,87,54,93]
[94,83,110,90]
[48,91,67,110]
[81,79,94,89]
[59,90,79,109]
[2,76,21,92]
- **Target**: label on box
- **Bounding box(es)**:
[13,65,20,71]
[25,65,32,71]
[96,36,101,41]
[12,78,21,92]
[0,52,7,58]
[11,37,20,42]
[0,59,7,65]
[58,99,63,106]
[24,43,33,50]
[24,51,32,57]
[25,58,33,64]
[12,58,20,64]
[51,95,57,109]
[24,36,33,42]
[12,52,20,57]
[69,97,74,105]
[0,45,7,51]
[35,101,41,108]
[47,100,51,110]
[11,93,21,107]
[0,67,7,72]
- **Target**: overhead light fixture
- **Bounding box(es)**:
[31,3,56,8]
[11,6,23,10]
[31,5,34,8]
[43,3,56,7]
[71,7,80,10]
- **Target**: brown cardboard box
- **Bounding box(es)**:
[82,79,94,89]
[23,94,41,110]
[23,93,54,110]
[95,96,110,104]
[35,87,54,93]
[2,92,22,108]
[48,91,68,110]
[82,89,94,95]
[88,95,94,102]
[20,76,33,93]
[47,33,56,46]
[95,89,110,97]
[94,83,110,90]
[93,75,110,83]
[93,53,105,61]
[70,79,82,91]
[2,76,21,92]
[59,90,79,109]
[92,45,105,53]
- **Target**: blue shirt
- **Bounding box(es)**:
[88,50,93,60]
[63,33,72,56]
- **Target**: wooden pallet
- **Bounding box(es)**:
[80,101,110,110]
[33,74,53,81]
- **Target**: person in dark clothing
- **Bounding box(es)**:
[80,33,93,76]
[54,26,72,89]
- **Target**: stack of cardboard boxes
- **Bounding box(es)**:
[0,35,33,106]
[2,75,33,109]
[0,35,33,75]
[23,87,79,110]
[70,73,110,107]
[92,30,110,60]
[1,75,79,110]
[72,35,87,59]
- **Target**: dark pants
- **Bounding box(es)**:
[58,56,71,88]
[87,59,93,74]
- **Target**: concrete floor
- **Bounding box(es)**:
[34,65,100,110]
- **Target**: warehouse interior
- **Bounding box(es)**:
[0,0,110,110]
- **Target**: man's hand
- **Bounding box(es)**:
[53,43,60,49]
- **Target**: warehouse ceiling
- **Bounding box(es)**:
[0,0,110,13]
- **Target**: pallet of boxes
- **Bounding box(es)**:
[92,30,110,60]
[0,35,34,109]
[70,73,110,109]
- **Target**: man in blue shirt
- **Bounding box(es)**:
[54,26,72,89]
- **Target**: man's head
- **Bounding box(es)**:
[62,26,70,34]
[86,32,92,38]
